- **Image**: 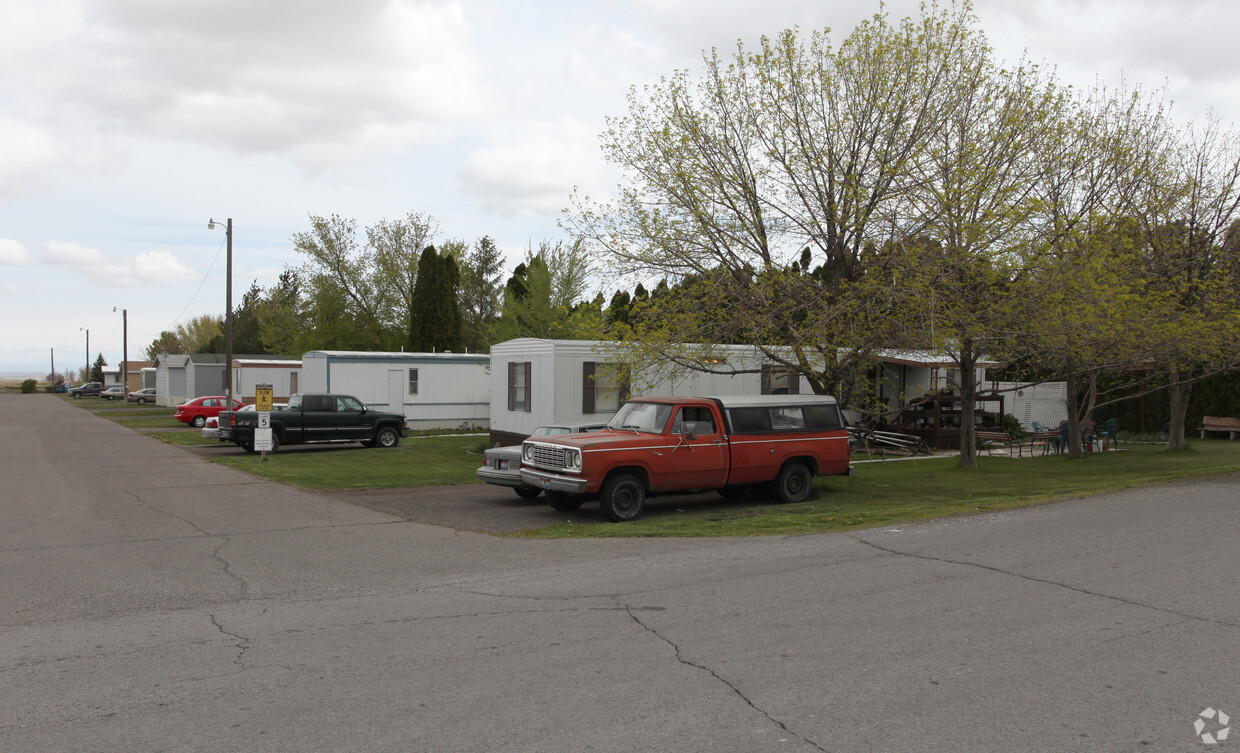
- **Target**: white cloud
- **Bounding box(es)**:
[23,0,495,163]
[458,118,607,219]
[40,241,196,288]
[0,238,30,265]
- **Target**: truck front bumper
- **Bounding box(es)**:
[519,468,589,495]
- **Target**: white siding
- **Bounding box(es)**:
[232,360,302,402]
[300,351,490,430]
[488,339,815,438]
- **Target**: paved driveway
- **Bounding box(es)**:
[3,395,1239,752]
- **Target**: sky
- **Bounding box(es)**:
[2,0,1238,378]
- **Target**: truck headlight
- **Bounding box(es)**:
[523,443,534,462]
[565,448,582,472]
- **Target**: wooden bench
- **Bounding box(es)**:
[1200,416,1240,440]
[1019,430,1061,457]
[976,430,1016,456]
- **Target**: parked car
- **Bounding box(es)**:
[174,396,245,428]
[213,403,287,442]
[202,415,222,440]
[520,395,852,521]
[226,393,407,452]
[477,424,608,498]
[67,382,105,399]
[129,388,157,404]
[100,386,127,400]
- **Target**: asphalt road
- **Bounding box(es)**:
[3,394,1238,752]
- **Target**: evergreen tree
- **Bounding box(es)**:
[90,353,106,383]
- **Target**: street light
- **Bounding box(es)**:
[208,217,233,404]
[80,327,88,385]
[113,307,128,404]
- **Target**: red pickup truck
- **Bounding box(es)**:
[519,395,851,521]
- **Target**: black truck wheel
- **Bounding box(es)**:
[775,462,813,503]
[599,473,646,522]
[374,426,400,448]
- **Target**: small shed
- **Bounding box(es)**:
[300,350,490,431]
[488,338,812,445]
[153,353,226,407]
[230,358,302,403]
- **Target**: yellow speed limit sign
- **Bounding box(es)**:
[255,384,274,412]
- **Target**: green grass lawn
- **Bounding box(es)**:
[208,435,485,489]
[75,395,1240,538]
[521,442,1240,538]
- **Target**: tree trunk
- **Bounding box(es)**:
[1064,373,1085,458]
[1167,379,1192,451]
[958,347,978,469]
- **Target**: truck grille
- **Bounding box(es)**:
[529,443,568,471]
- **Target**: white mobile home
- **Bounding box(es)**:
[488,338,812,445]
[230,358,302,403]
[300,351,490,430]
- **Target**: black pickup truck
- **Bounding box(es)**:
[67,382,105,398]
[227,393,409,452]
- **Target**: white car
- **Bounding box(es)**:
[477,424,607,497]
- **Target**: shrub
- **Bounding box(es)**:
[20,379,37,394]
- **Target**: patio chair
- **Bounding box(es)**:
[1099,418,1119,449]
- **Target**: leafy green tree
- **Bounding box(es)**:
[564,3,994,411]
[490,240,596,341]
[457,236,505,351]
[1134,118,1240,449]
[144,331,184,359]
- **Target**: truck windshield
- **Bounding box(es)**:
[607,402,673,434]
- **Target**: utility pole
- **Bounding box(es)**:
[209,217,234,404]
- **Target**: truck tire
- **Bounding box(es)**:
[775,462,813,504]
[514,487,542,499]
[599,473,646,522]
[267,433,280,453]
[375,426,400,448]
[546,492,583,511]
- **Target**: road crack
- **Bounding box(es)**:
[623,604,828,752]
[209,613,251,667]
[852,537,1240,630]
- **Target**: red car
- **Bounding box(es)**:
[174,396,245,428]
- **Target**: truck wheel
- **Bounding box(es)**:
[241,442,255,453]
[73,393,81,399]
[717,485,749,499]
[192,415,206,428]
[599,473,646,522]
[375,427,400,448]
[268,433,280,453]
[514,487,542,499]
[546,492,583,511]
[775,462,813,504]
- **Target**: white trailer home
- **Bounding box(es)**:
[488,338,812,445]
[230,358,302,403]
[300,351,490,430]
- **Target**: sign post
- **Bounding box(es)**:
[254,384,274,459]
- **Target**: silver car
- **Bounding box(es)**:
[477,424,607,498]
